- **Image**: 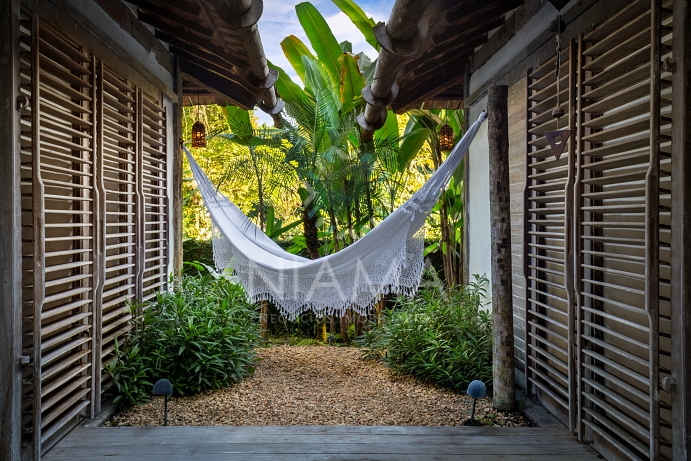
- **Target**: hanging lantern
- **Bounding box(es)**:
[439,124,454,152]
[192,120,206,148]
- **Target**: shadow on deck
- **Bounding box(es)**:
[44,425,602,460]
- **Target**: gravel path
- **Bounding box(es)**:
[108,346,527,427]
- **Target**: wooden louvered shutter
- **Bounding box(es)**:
[96,65,139,404]
[139,94,168,302]
[575,1,672,459]
[20,16,97,457]
[524,42,578,431]
[18,11,173,457]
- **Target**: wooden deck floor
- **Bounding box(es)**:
[44,425,602,460]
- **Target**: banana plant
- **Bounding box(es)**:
[409,108,466,287]
[216,106,296,234]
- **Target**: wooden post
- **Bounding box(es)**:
[488,85,515,411]
[0,1,22,459]
[172,56,184,275]
[671,0,691,458]
[462,63,470,285]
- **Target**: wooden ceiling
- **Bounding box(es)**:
[127,0,259,109]
[131,0,523,114]
[391,0,525,113]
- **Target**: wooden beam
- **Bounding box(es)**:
[135,89,145,304]
[213,0,282,125]
[670,0,691,458]
[125,0,201,17]
[488,84,515,412]
[154,29,247,71]
[163,40,246,82]
[173,49,255,103]
[437,0,522,45]
[447,0,521,24]
[360,0,431,139]
[179,59,255,109]
[136,8,214,38]
[392,54,471,113]
[470,0,542,73]
[195,0,236,61]
[0,1,22,460]
[406,35,489,83]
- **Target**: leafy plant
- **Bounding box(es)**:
[357,273,492,390]
[105,275,261,406]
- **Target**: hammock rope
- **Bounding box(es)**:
[185,111,487,319]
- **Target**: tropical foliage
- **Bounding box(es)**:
[358,273,493,389]
[183,0,467,285]
[106,274,260,406]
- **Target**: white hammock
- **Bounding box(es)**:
[185,111,487,319]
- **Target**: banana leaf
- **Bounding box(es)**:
[295,2,343,95]
[398,119,431,172]
[331,0,379,51]
[374,110,398,145]
[268,219,304,240]
[338,53,364,113]
[280,35,314,84]
[267,61,309,105]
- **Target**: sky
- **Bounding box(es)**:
[253,0,395,125]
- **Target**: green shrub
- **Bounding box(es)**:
[357,274,492,390]
[106,274,261,406]
[182,239,215,271]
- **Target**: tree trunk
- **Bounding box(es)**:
[440,196,454,287]
[354,191,362,239]
[326,188,340,252]
[302,202,320,260]
[329,207,340,252]
[488,85,515,411]
[344,179,355,245]
[257,177,265,232]
[434,144,455,288]
[340,312,349,343]
[260,301,268,340]
[354,312,364,337]
[364,173,376,230]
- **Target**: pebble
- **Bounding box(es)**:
[107,345,528,428]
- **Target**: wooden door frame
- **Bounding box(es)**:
[670,0,691,458]
[0,0,24,460]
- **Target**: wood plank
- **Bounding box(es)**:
[53,433,592,447]
[44,425,601,460]
[45,454,602,461]
[584,27,651,72]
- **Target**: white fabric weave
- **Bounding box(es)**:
[185,111,487,318]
